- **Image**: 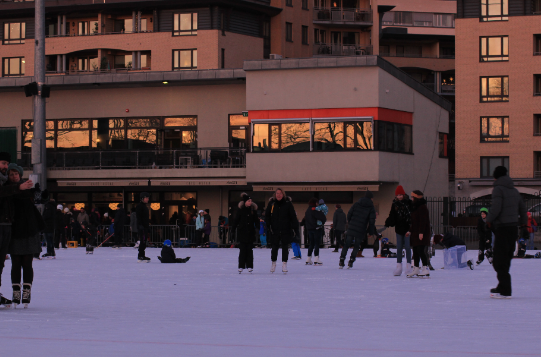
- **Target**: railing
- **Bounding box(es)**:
[313,7,372,24]
[45,30,153,38]
[313,43,372,56]
[45,68,152,75]
[535,171,541,178]
[440,84,455,93]
[17,147,246,170]
[381,53,455,59]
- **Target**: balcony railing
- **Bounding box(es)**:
[440,84,455,93]
[46,30,153,38]
[313,7,372,24]
[313,44,372,56]
[535,171,541,178]
[381,53,455,59]
[45,68,152,75]
[17,148,246,170]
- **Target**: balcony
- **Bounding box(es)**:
[313,44,372,56]
[313,7,372,26]
[17,148,246,170]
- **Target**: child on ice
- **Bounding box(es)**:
[158,240,190,263]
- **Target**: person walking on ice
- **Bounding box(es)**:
[304,198,327,266]
[476,207,494,265]
[136,192,151,262]
[406,190,431,278]
[231,193,260,273]
[384,185,412,276]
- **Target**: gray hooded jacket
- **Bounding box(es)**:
[486,175,527,227]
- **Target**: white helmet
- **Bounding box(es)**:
[57,204,63,210]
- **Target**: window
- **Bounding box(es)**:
[481,0,508,21]
[3,22,25,44]
[383,11,455,28]
[481,117,509,142]
[302,26,308,45]
[302,0,309,9]
[433,14,454,27]
[173,13,197,36]
[286,0,293,6]
[23,120,89,151]
[252,122,310,152]
[286,22,293,42]
[2,57,25,77]
[536,75,541,96]
[394,12,413,25]
[535,35,541,55]
[379,45,390,56]
[221,48,225,69]
[480,76,509,102]
[535,0,541,13]
[314,29,326,44]
[534,115,541,136]
[375,121,412,153]
[413,13,433,26]
[78,56,98,71]
[382,12,394,25]
[164,117,197,150]
[439,133,448,158]
[480,36,508,62]
[314,121,373,151]
[229,114,249,148]
[481,157,509,178]
[114,19,133,33]
[396,46,422,58]
[78,21,89,35]
[173,49,197,70]
[139,18,147,32]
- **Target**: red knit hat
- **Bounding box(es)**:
[395,185,406,196]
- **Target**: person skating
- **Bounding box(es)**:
[304,198,327,266]
[265,188,299,274]
[158,240,190,263]
[41,198,57,259]
[231,193,260,273]
[486,166,527,299]
[385,185,413,276]
[136,192,151,262]
[4,164,43,308]
[195,210,205,247]
[113,204,126,248]
[406,191,431,278]
[332,205,346,252]
[339,191,376,269]
[55,204,67,249]
[476,208,494,265]
[129,207,138,244]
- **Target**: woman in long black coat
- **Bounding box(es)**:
[5,164,44,307]
[406,190,431,278]
[231,193,260,273]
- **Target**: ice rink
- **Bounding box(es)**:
[1,247,540,357]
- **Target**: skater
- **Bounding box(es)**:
[129,208,138,244]
[332,204,346,252]
[41,198,57,259]
[195,210,205,247]
[81,221,97,254]
[384,185,412,276]
[265,188,299,273]
[136,192,151,262]
[340,191,376,269]
[158,240,190,263]
[55,204,67,249]
[526,212,537,251]
[476,207,494,265]
[113,204,126,248]
[259,218,267,248]
[5,163,43,308]
[202,217,211,246]
[406,190,431,278]
[486,166,527,298]
[304,198,327,266]
[231,193,260,273]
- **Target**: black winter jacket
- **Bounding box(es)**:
[332,208,346,231]
[486,175,527,227]
[160,245,177,263]
[441,232,465,249]
[42,201,57,233]
[55,210,65,232]
[232,201,260,243]
[384,197,412,235]
[0,183,22,225]
[304,208,327,231]
[136,202,150,233]
[6,180,44,239]
[265,197,299,242]
[346,197,376,237]
[114,208,126,231]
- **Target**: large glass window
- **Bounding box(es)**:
[302,26,309,45]
[481,117,509,142]
[173,49,197,70]
[252,122,310,152]
[313,121,373,151]
[229,114,249,148]
[376,121,412,153]
[252,124,269,152]
[480,36,508,62]
[481,0,508,21]
[2,57,25,77]
[286,22,293,42]
[3,22,26,44]
[481,156,509,178]
[163,117,197,149]
[480,76,509,102]
[173,13,197,36]
[114,55,132,69]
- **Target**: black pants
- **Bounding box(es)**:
[55,231,67,249]
[0,225,11,288]
[307,229,321,257]
[115,229,124,246]
[493,226,517,296]
[44,232,55,255]
[270,236,289,262]
[138,230,147,257]
[478,236,493,263]
[412,245,428,267]
[195,230,203,246]
[334,230,343,249]
[238,242,254,269]
[340,234,365,262]
[11,254,33,285]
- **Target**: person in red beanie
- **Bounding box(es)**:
[385,185,413,276]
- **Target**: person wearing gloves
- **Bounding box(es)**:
[304,198,327,266]
[476,207,494,265]
[158,240,190,263]
[231,193,260,273]
[406,190,431,278]
[385,185,413,276]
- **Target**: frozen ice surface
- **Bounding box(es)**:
[1,247,540,357]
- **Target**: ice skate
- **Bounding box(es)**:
[12,284,21,306]
[332,248,339,252]
[138,256,151,263]
[112,245,121,249]
[86,245,94,254]
[22,284,31,308]
[270,261,276,273]
[418,266,430,278]
[248,268,253,273]
[405,264,413,275]
[305,256,312,265]
[347,259,354,269]
[291,256,301,260]
[339,258,345,269]
[238,268,243,274]
[134,241,140,248]
[314,256,323,265]
[407,266,420,278]
[393,263,402,276]
[41,253,55,259]
[428,264,435,271]
[467,260,474,270]
[282,262,288,274]
[0,294,12,308]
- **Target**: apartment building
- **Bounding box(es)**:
[455,0,541,199]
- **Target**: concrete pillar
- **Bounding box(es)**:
[132,11,136,33]
[132,51,137,69]
[62,54,66,72]
[435,71,441,93]
[137,11,142,32]
[62,15,66,35]
[56,55,61,72]
[57,15,61,36]
[137,51,141,70]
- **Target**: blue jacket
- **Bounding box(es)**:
[195,215,205,230]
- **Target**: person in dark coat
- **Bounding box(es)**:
[435,232,465,248]
[486,166,527,298]
[41,198,57,258]
[332,204,346,252]
[55,204,67,249]
[304,198,327,265]
[406,190,431,278]
[231,193,260,273]
[385,185,413,276]
[5,163,44,307]
[158,240,190,263]
[340,191,376,269]
[113,205,126,247]
[476,207,493,265]
[265,188,299,273]
[136,192,151,261]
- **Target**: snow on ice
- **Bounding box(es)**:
[1,247,540,357]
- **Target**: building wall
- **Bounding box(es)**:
[378,0,456,13]
[270,0,313,58]
[455,16,541,179]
